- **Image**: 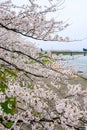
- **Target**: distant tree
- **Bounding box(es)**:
[0,0,87,130]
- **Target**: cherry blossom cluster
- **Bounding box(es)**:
[0,0,69,42]
[0,38,87,130]
[0,0,87,130]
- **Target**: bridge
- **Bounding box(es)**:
[51,51,87,56]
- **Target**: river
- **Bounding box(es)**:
[58,55,87,76]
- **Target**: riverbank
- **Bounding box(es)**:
[18,73,87,130]
[70,73,87,88]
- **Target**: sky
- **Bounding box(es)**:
[35,0,87,51]
[1,0,87,51]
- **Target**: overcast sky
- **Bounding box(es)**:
[1,0,87,51]
[47,0,87,51]
[36,0,87,51]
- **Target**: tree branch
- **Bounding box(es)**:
[0,45,44,65]
[0,57,47,78]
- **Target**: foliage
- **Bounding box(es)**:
[0,96,16,115]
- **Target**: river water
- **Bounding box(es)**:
[59,55,87,76]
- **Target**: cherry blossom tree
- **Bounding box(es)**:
[0,0,87,130]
